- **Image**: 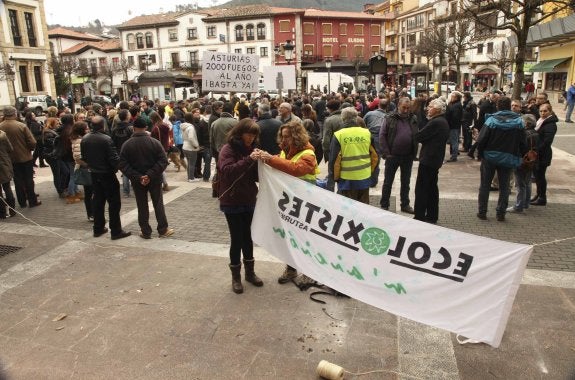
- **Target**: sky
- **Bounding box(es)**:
[44,0,222,27]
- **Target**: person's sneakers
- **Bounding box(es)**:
[111,230,131,240]
[139,232,152,240]
[94,227,109,237]
[87,215,94,222]
[158,228,174,238]
[496,214,505,222]
[278,266,298,284]
[565,120,574,123]
[476,213,487,220]
[506,207,523,213]
[401,206,415,214]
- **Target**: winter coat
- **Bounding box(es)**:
[217,139,258,209]
[536,114,558,166]
[0,118,35,163]
[181,122,199,151]
[477,110,526,168]
[415,115,450,169]
[0,130,14,183]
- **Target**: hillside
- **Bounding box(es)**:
[218,0,367,12]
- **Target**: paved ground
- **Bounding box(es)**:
[0,123,574,379]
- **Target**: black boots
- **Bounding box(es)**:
[243,259,264,287]
[229,264,243,294]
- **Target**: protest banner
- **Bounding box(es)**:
[202,51,259,92]
[252,163,532,348]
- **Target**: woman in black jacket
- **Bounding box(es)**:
[25,112,46,168]
[531,103,557,206]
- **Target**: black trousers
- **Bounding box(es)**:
[533,163,549,200]
[91,172,122,236]
[224,211,254,266]
[132,179,168,236]
[414,164,439,223]
[13,160,38,207]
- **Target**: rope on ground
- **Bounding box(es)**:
[532,236,575,246]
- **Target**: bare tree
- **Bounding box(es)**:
[49,56,80,97]
[446,18,475,86]
[487,41,513,91]
[98,61,123,96]
[117,58,135,100]
[462,0,573,100]
[412,29,440,94]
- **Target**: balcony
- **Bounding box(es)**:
[387,29,398,36]
[165,60,202,73]
[386,43,397,51]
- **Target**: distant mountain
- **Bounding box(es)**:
[217,0,367,12]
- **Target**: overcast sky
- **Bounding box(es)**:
[44,0,221,27]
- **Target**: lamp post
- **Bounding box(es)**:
[325,59,332,95]
[5,57,17,106]
[274,44,280,64]
[283,40,295,65]
[143,53,152,71]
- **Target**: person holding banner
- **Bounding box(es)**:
[217,118,263,294]
[253,120,319,284]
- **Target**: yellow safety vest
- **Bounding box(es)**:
[280,148,320,182]
[334,127,371,180]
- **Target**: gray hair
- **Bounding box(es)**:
[258,103,270,114]
[341,107,358,123]
[2,106,16,118]
[428,99,446,114]
[279,102,292,111]
[522,114,536,129]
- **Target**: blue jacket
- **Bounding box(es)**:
[477,110,526,168]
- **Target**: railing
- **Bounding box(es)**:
[386,44,397,50]
[387,29,398,35]
[164,60,202,72]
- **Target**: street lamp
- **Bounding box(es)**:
[325,59,332,94]
[283,40,295,65]
[143,53,152,71]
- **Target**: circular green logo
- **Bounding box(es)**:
[361,227,391,256]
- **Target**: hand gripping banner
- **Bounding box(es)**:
[252,163,532,347]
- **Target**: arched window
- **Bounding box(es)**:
[235,25,244,42]
[257,23,266,40]
[246,24,254,41]
[126,33,135,50]
[145,32,153,48]
[136,33,144,49]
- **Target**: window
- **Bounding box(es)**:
[207,26,216,38]
[303,22,314,35]
[407,33,416,48]
[168,29,178,41]
[33,66,43,91]
[257,23,266,39]
[354,24,364,35]
[475,12,497,37]
[371,45,380,55]
[9,10,22,46]
[189,51,199,64]
[340,23,347,35]
[235,25,244,41]
[136,33,144,49]
[322,23,332,35]
[477,43,484,54]
[112,57,119,67]
[99,57,107,66]
[171,52,180,68]
[79,58,87,70]
[260,47,268,57]
[246,24,254,40]
[353,45,363,58]
[323,45,333,58]
[127,34,135,50]
[145,32,153,47]
[340,44,348,58]
[188,28,198,39]
[487,42,493,54]
[451,1,457,14]
[234,48,242,54]
[279,20,290,32]
[25,12,36,47]
[303,44,314,58]
[544,72,567,92]
[19,66,29,92]
[246,47,255,54]
[128,56,135,66]
[371,24,380,36]
[90,58,97,76]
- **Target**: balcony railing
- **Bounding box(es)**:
[386,43,397,50]
[164,60,202,72]
[387,29,398,36]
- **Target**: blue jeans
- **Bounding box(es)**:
[566,101,574,121]
[198,148,212,181]
[369,156,381,187]
[449,129,460,159]
[66,161,79,196]
[380,155,413,209]
[478,160,512,216]
[513,167,532,211]
[122,174,131,196]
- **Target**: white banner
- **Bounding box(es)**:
[252,163,532,348]
[202,51,259,92]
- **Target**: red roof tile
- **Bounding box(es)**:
[61,39,121,55]
[117,12,183,29]
[48,27,102,41]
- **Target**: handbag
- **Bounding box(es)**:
[521,137,538,170]
[73,167,92,186]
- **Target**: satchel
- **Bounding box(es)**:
[211,174,219,198]
[521,137,538,170]
[73,167,92,186]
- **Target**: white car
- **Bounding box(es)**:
[428,81,457,93]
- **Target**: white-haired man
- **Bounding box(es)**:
[413,99,450,223]
[276,102,302,124]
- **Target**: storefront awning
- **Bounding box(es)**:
[528,58,570,72]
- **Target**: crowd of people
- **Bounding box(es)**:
[0,82,561,293]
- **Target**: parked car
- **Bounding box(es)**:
[428,81,457,93]
[92,95,113,106]
[16,95,55,116]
